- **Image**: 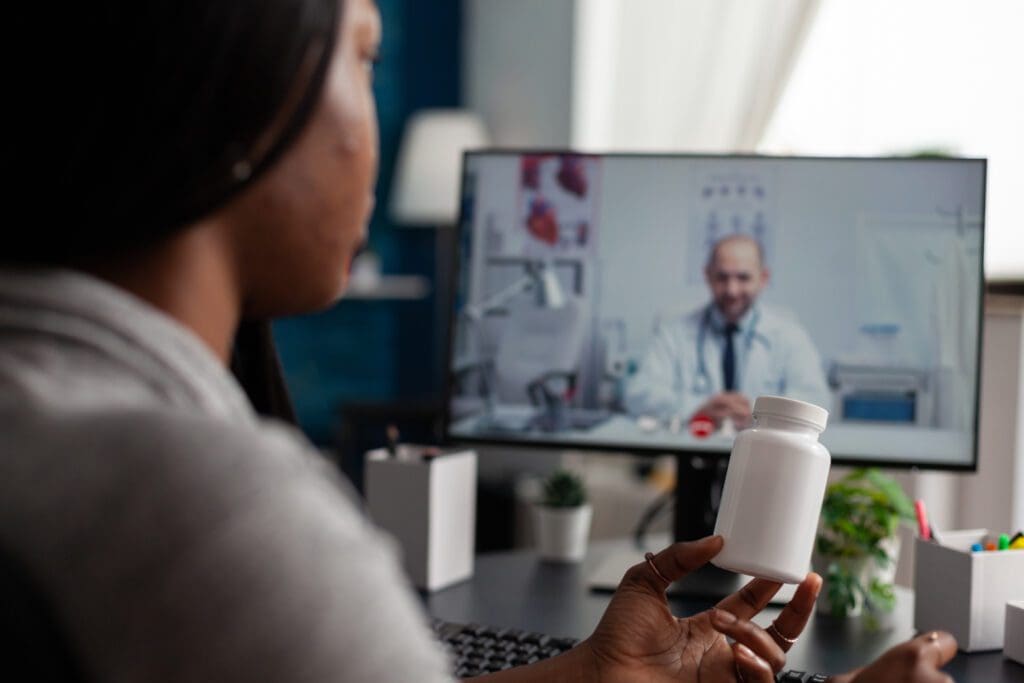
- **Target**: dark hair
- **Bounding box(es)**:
[231,320,298,424]
[14,0,340,265]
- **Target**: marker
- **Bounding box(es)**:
[1011,531,1024,545]
[914,500,931,541]
[985,542,997,551]
[999,533,1011,550]
[970,543,983,552]
[1011,538,1024,550]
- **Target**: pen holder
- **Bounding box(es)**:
[913,530,1024,652]
[365,445,477,592]
[1006,601,1024,665]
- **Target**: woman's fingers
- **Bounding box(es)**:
[622,536,724,595]
[909,630,958,670]
[710,608,786,673]
[715,578,782,620]
[830,631,958,683]
[766,573,821,650]
[732,642,776,683]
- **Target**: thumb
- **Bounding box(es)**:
[825,672,858,683]
[621,536,723,595]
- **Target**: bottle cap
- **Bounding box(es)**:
[753,396,829,431]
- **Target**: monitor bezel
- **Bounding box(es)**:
[441,150,987,472]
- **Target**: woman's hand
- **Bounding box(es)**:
[580,535,821,682]
[828,631,958,683]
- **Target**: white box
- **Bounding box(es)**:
[365,446,476,592]
[1006,601,1024,665]
[913,530,1024,652]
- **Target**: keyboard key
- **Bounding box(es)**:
[431,619,581,675]
[781,671,806,682]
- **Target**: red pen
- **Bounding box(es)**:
[915,499,931,541]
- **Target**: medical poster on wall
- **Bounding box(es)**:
[502,154,602,260]
[687,170,777,283]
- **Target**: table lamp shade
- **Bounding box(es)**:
[390,109,489,225]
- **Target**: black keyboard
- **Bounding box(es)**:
[431,619,830,681]
[431,619,579,677]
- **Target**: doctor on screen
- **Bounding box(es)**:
[624,235,828,429]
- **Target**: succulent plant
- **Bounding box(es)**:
[541,470,587,508]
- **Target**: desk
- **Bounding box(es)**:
[424,541,1024,682]
[450,407,972,465]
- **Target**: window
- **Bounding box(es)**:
[761,0,1024,280]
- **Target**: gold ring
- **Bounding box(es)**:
[644,552,671,585]
[767,621,798,646]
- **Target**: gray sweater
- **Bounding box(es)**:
[0,269,453,682]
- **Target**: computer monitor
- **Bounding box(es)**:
[445,152,985,550]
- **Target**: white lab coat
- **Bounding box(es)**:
[624,305,829,419]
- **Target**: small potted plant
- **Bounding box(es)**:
[814,468,915,626]
[535,469,592,563]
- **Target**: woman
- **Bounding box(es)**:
[1,0,956,681]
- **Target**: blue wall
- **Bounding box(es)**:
[274,0,462,443]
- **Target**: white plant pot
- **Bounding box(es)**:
[535,504,592,563]
[814,536,901,619]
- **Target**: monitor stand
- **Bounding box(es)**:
[668,453,744,599]
[587,452,795,602]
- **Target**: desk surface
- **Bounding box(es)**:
[450,407,971,465]
[424,541,1024,682]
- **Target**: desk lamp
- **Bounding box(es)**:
[391,109,489,226]
[463,260,566,322]
[390,109,489,389]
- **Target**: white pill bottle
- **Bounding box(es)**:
[712,396,831,583]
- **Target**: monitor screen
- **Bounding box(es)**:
[445,152,986,469]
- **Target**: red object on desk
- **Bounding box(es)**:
[689,413,714,439]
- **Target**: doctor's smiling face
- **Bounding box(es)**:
[704,235,770,324]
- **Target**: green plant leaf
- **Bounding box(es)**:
[865,469,916,519]
[817,468,905,622]
[542,470,587,508]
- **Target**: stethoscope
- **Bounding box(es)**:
[692,305,766,394]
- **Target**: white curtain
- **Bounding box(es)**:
[573,0,820,152]
[759,0,1024,280]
